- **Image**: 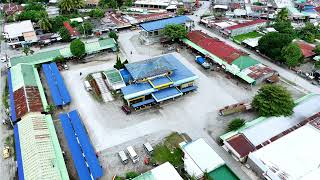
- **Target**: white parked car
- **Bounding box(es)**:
[1,55,7,63]
[63,64,69,70]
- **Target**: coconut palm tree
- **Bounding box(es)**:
[74,0,85,9]
[38,17,52,32]
[59,0,74,13]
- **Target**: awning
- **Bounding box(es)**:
[132,98,156,108]
[180,86,198,93]
[152,87,182,102]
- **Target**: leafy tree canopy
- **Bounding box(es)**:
[257,32,294,61]
[77,22,94,36]
[89,8,105,18]
[298,22,320,43]
[163,24,187,40]
[58,27,71,42]
[227,118,245,132]
[108,31,118,41]
[50,16,70,32]
[282,43,304,67]
[314,44,320,55]
[252,84,295,117]
[273,21,294,35]
[70,39,86,57]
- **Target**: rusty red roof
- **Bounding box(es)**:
[296,41,316,58]
[226,134,255,158]
[226,19,268,31]
[3,3,23,16]
[187,31,246,64]
[63,22,80,37]
[14,86,43,120]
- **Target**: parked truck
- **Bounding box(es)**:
[195,56,210,69]
[218,102,252,116]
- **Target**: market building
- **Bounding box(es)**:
[120,54,198,109]
[222,19,268,37]
[139,16,194,45]
[134,0,183,11]
[133,162,183,180]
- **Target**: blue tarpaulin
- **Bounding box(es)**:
[59,113,92,180]
[42,62,71,106]
[14,125,24,180]
[152,87,182,102]
[69,110,103,179]
[140,16,191,32]
[8,70,17,122]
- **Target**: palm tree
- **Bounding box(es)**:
[59,0,74,13]
[74,0,85,9]
[38,18,52,32]
[276,8,289,22]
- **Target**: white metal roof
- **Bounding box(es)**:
[213,5,228,10]
[248,124,320,180]
[214,22,237,29]
[182,138,225,175]
[242,95,320,146]
[151,162,183,180]
[242,37,261,48]
[126,146,137,157]
[3,20,34,39]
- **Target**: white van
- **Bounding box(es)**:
[143,142,153,155]
[126,146,139,163]
[84,80,92,91]
[118,150,128,165]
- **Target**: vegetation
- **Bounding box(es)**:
[59,0,85,13]
[77,21,94,36]
[227,118,245,132]
[46,104,56,113]
[18,3,48,22]
[257,32,294,61]
[108,31,119,41]
[177,7,185,15]
[281,43,304,67]
[58,27,71,42]
[233,31,261,43]
[70,39,86,57]
[163,24,187,41]
[297,22,320,43]
[114,55,128,70]
[22,47,34,56]
[252,84,295,117]
[273,21,294,35]
[89,8,105,18]
[50,16,70,33]
[2,77,9,110]
[315,61,320,69]
[99,0,132,8]
[314,44,320,55]
[38,17,52,32]
[53,55,66,63]
[125,172,139,179]
[275,8,289,22]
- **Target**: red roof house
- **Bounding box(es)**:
[3,3,24,16]
[296,40,316,58]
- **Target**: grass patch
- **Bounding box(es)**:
[151,132,185,167]
[152,144,184,167]
[233,31,262,43]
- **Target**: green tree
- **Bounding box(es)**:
[38,17,52,31]
[114,55,122,69]
[227,118,245,132]
[45,104,56,113]
[125,171,139,179]
[22,47,32,56]
[257,32,294,61]
[252,84,295,117]
[276,8,289,22]
[314,44,320,55]
[70,39,86,57]
[282,43,304,67]
[59,0,74,13]
[18,10,48,22]
[108,31,118,41]
[24,3,45,11]
[177,7,185,15]
[298,22,320,43]
[58,27,71,42]
[315,61,320,69]
[89,8,105,18]
[163,24,187,41]
[124,0,133,7]
[50,16,70,32]
[273,21,294,35]
[77,22,94,36]
[53,55,66,63]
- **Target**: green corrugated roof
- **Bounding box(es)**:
[33,67,48,109]
[232,56,259,70]
[133,171,155,180]
[10,64,38,91]
[10,50,61,67]
[10,39,117,67]
[209,165,239,180]
[104,69,123,84]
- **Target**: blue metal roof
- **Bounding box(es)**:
[119,68,132,84]
[121,82,153,96]
[166,54,197,83]
[132,99,156,108]
[152,87,182,102]
[8,70,17,122]
[42,63,71,106]
[140,16,192,32]
[59,113,92,180]
[14,125,24,180]
[69,110,103,179]
[125,55,176,81]
[180,86,198,93]
[150,76,172,87]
